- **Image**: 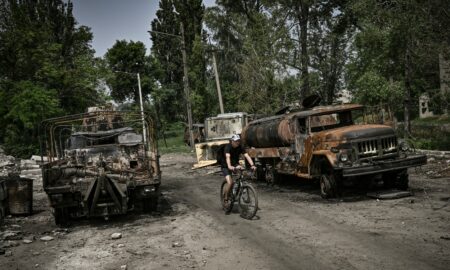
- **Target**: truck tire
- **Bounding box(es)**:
[383,170,409,190]
[320,173,337,198]
[382,172,396,189]
[54,207,69,227]
[256,165,266,182]
[318,159,339,198]
[266,166,280,185]
[396,170,409,190]
[143,195,158,213]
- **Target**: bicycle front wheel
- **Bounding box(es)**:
[238,184,258,220]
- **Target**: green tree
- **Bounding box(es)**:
[105,40,153,103]
[150,0,207,122]
[150,0,184,122]
[346,0,450,133]
[0,0,104,157]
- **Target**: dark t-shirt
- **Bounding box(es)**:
[220,143,246,168]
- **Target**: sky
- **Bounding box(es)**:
[72,0,215,57]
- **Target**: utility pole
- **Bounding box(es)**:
[180,22,195,149]
[211,52,224,114]
[137,72,147,144]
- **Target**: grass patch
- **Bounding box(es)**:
[412,115,450,125]
[157,122,191,154]
[408,137,450,151]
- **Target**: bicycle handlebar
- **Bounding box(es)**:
[231,167,255,177]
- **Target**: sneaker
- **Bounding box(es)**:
[222,199,230,210]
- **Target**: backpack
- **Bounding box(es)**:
[216,144,227,165]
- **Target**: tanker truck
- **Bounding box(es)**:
[241,98,426,198]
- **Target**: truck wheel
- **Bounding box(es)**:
[320,173,337,198]
[143,195,158,213]
[382,172,396,189]
[395,170,409,190]
[266,167,280,185]
[54,207,69,227]
[256,165,266,182]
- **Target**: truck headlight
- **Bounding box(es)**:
[143,186,156,194]
[340,153,349,162]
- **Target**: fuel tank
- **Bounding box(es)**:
[241,116,295,148]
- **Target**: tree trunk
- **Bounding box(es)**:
[327,35,340,105]
[296,1,310,99]
[404,45,412,136]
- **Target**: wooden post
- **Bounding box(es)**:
[212,52,224,114]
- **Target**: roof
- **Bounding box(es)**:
[206,112,247,120]
[249,104,364,125]
[71,127,134,137]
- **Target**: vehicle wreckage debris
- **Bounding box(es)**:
[367,190,413,200]
[39,106,161,225]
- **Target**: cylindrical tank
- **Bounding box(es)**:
[242,116,295,148]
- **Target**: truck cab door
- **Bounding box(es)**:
[294,117,308,166]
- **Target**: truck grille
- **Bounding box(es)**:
[357,136,397,158]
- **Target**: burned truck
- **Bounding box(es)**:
[40,106,161,225]
[242,99,427,198]
[193,112,251,168]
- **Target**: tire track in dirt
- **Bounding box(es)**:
[165,165,448,270]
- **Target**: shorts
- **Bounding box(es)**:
[221,167,232,177]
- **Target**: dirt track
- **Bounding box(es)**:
[1,153,449,270]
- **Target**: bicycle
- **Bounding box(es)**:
[220,168,258,219]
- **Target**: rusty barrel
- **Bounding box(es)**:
[6,176,33,215]
[242,116,294,148]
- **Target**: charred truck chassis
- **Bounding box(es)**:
[40,107,161,225]
[242,104,426,198]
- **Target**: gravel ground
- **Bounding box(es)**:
[0,153,449,270]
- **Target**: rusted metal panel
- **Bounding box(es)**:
[246,147,290,158]
[242,118,294,148]
[205,112,248,141]
[194,140,229,163]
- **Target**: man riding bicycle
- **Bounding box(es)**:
[219,134,256,210]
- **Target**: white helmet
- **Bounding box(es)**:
[231,134,241,141]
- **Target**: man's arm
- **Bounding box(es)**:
[244,153,256,171]
[226,153,234,171]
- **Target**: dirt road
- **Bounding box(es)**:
[1,153,449,269]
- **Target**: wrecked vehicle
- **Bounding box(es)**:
[242,97,427,198]
[193,112,251,168]
[184,123,205,146]
[40,106,161,225]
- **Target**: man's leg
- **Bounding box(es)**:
[224,175,233,201]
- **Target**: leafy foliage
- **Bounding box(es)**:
[0,0,104,157]
[105,40,153,103]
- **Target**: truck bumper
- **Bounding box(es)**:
[340,154,427,177]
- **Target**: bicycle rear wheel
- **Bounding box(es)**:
[220,180,233,213]
[238,184,258,219]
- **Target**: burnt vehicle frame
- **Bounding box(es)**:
[39,108,161,225]
[242,103,427,198]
